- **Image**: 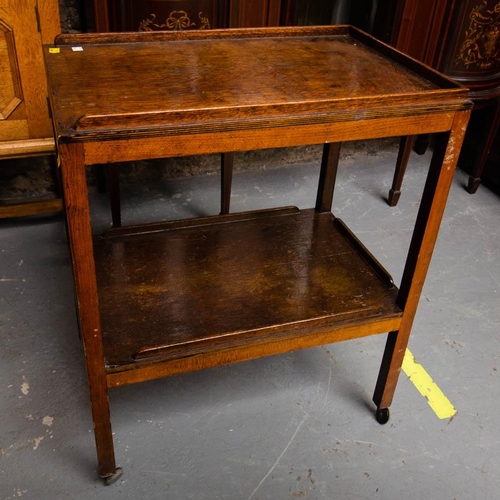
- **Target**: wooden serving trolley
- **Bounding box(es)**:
[43,26,471,483]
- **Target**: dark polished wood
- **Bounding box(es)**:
[392,0,449,67]
[95,208,403,376]
[44,25,471,481]
[50,27,467,141]
[229,0,281,27]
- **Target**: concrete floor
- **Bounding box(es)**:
[1,144,499,499]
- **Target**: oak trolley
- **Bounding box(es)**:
[44,26,471,483]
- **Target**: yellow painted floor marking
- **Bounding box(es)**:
[402,349,457,419]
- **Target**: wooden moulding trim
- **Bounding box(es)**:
[0,138,55,159]
[66,100,471,141]
[83,112,458,165]
[130,308,400,362]
[334,218,395,288]
[106,316,403,388]
[348,24,464,91]
[99,206,300,239]
[0,23,23,119]
[0,98,22,121]
[468,84,500,101]
[55,25,353,45]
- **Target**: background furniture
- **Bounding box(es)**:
[87,0,282,31]
[481,115,500,190]
[389,0,500,198]
[0,0,62,218]
[45,25,470,483]
[87,0,399,35]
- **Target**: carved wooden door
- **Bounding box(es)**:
[0,0,59,155]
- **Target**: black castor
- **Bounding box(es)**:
[376,408,390,424]
[103,467,123,485]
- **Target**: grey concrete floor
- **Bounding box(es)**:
[1,144,499,499]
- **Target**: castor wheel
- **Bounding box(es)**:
[103,467,123,485]
[376,408,390,424]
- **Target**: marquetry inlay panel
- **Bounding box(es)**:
[139,10,210,30]
[442,0,500,86]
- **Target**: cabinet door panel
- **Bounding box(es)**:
[0,1,28,141]
[0,120,29,141]
[0,0,58,142]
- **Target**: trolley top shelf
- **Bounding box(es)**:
[44,25,468,142]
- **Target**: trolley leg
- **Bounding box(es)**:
[373,110,471,421]
[59,143,121,481]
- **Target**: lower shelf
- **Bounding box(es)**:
[93,207,403,386]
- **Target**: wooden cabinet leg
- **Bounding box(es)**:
[59,143,119,481]
[106,152,235,223]
[467,98,500,194]
[107,164,121,227]
[95,165,107,193]
[373,110,471,413]
[220,152,234,214]
[315,142,341,213]
[388,135,415,207]
[413,134,430,155]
